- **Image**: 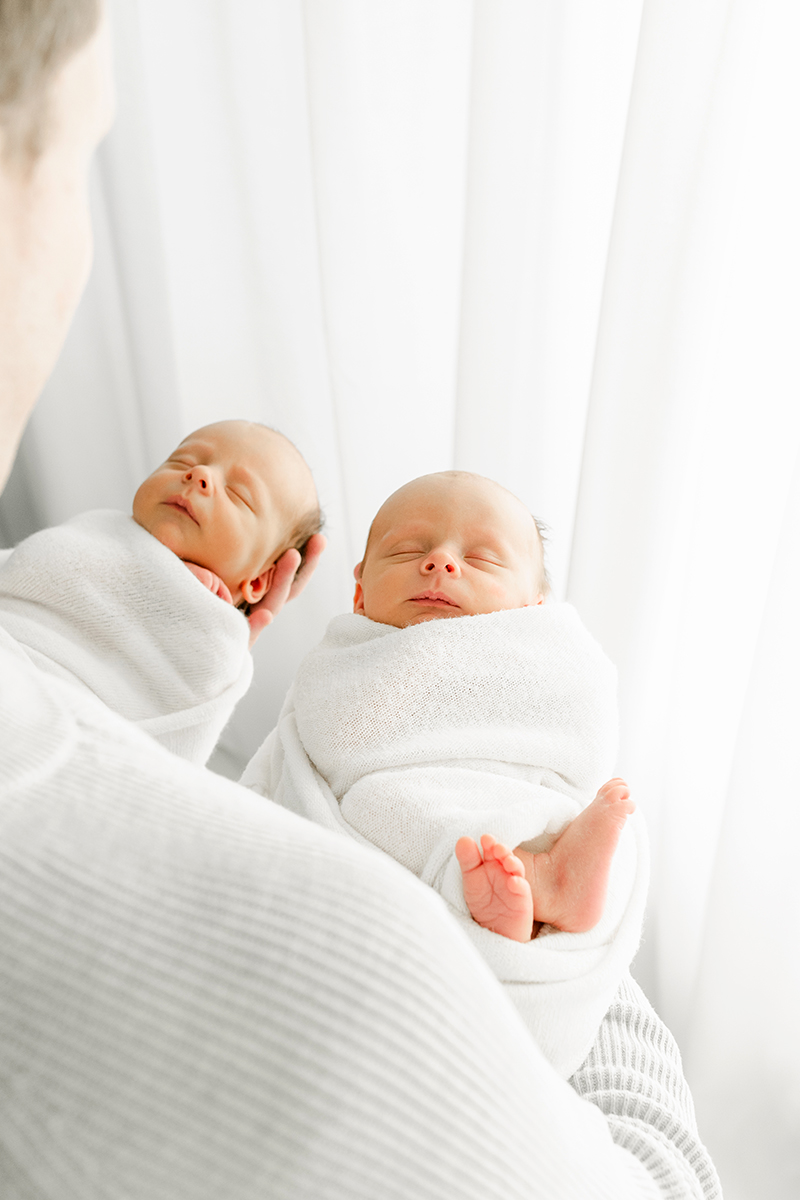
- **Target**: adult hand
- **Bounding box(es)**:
[247,533,327,647]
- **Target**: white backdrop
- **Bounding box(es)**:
[1,3,798,1196]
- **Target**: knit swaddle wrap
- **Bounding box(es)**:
[243,603,648,1078]
[0,510,252,764]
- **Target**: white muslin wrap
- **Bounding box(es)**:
[243,603,649,1078]
[0,510,252,764]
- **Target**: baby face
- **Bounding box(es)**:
[354,473,545,628]
[133,421,317,606]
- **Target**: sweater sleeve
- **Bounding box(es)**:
[569,971,722,1200]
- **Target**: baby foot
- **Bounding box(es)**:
[455,834,534,942]
[530,778,635,933]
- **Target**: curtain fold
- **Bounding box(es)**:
[455,1,641,593]
[567,0,769,1037]
[1,3,796,1194]
[689,442,800,1200]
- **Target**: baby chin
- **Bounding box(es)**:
[402,608,464,626]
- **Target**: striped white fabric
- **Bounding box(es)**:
[0,632,712,1198]
[570,972,722,1200]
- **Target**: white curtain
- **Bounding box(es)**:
[1,3,797,1196]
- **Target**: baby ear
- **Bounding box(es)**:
[353,579,365,614]
[242,564,277,606]
[353,561,366,613]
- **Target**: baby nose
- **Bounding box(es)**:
[184,466,210,491]
[423,550,459,575]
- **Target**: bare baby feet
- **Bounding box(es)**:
[524,778,635,933]
[455,834,534,942]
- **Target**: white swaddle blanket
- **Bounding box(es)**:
[243,603,649,1078]
[0,510,252,764]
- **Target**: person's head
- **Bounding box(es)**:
[353,471,549,629]
[0,0,113,492]
[133,420,321,607]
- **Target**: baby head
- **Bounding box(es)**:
[354,471,548,628]
[133,420,321,607]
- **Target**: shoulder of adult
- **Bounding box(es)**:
[0,634,667,1198]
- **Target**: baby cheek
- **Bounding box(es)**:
[131,482,152,530]
[132,474,170,535]
[481,577,522,611]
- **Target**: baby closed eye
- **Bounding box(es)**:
[226,485,253,510]
[464,555,505,569]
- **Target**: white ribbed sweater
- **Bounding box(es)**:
[572,972,722,1199]
[0,633,720,1199]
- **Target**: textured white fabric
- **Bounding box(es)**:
[243,603,649,1078]
[0,632,664,1200]
[570,972,722,1200]
[0,509,251,763]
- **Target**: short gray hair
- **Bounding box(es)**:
[0,0,101,166]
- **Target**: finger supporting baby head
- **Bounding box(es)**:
[354,471,550,628]
[132,419,322,606]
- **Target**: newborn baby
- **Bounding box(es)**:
[352,471,633,945]
[132,420,320,613]
[0,420,320,763]
[243,471,648,1078]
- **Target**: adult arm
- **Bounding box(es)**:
[0,635,661,1200]
[570,971,722,1200]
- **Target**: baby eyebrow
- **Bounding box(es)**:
[170,441,209,465]
[379,528,431,550]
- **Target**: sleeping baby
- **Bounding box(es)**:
[0,419,321,764]
[243,471,648,1077]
